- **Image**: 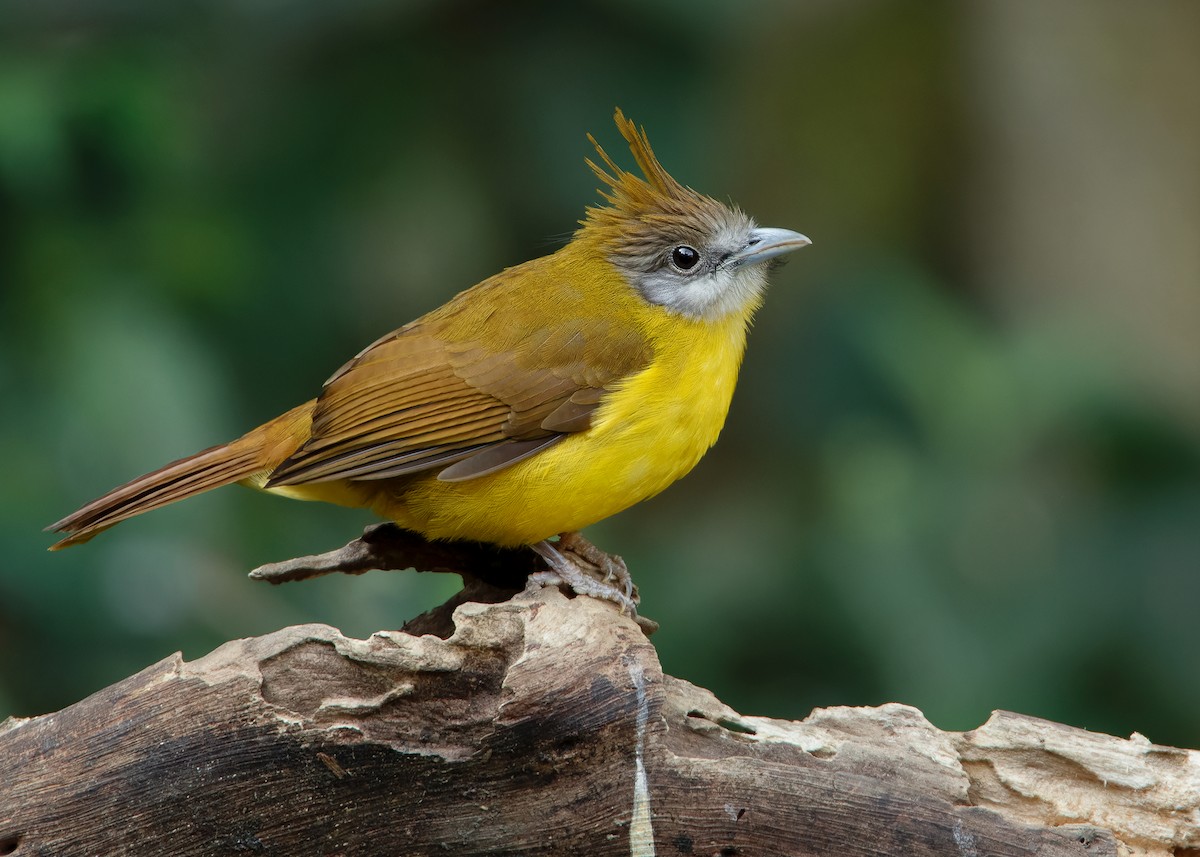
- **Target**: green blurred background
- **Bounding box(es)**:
[2,0,1198,747]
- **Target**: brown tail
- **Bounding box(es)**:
[47,401,315,550]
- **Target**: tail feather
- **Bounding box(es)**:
[47,443,266,549]
[48,401,315,549]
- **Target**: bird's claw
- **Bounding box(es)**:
[529,534,640,617]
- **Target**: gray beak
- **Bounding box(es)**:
[728,227,812,267]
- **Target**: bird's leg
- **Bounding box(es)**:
[556,531,635,602]
[528,536,639,617]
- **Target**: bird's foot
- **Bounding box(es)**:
[528,533,640,617]
[556,531,635,601]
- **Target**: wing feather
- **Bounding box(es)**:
[303,393,502,453]
[266,276,653,488]
[436,436,565,482]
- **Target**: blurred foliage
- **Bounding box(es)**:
[2,0,1198,748]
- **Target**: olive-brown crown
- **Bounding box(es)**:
[578,109,743,263]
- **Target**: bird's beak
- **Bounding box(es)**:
[728,227,812,267]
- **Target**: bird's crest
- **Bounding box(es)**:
[580,109,733,247]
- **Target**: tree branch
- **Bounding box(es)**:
[247,522,539,588]
[2,557,1197,855]
[247,523,656,637]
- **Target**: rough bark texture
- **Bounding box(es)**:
[2,583,1198,857]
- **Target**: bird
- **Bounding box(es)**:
[47,108,810,613]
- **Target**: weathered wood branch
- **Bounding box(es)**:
[247,523,656,637]
[2,539,1198,855]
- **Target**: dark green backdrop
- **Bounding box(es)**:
[3,1,1199,748]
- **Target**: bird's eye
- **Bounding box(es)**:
[670,245,700,272]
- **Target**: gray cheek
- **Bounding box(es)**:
[635,270,687,309]
[635,269,741,320]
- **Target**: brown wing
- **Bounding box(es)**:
[265,313,651,487]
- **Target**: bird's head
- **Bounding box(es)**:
[577,109,809,321]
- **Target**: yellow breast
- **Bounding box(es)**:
[376,305,755,546]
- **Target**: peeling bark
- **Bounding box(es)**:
[2,585,1197,856]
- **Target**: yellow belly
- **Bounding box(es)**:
[349,309,753,546]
